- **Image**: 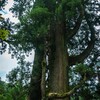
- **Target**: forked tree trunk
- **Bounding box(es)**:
[49,21,69,100]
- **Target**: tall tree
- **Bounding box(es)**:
[9,0,99,100]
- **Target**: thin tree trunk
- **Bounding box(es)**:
[28,49,44,100]
[41,56,46,100]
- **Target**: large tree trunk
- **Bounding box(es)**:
[28,49,44,100]
[49,21,69,100]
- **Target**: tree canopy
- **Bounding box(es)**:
[0,0,100,100]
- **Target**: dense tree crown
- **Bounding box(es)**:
[0,0,100,100]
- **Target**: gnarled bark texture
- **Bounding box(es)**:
[49,21,69,100]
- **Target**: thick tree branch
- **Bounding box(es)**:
[47,74,87,99]
[69,41,95,66]
[67,6,84,40]
[69,10,96,66]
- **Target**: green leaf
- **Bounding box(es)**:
[30,6,51,21]
[0,29,9,40]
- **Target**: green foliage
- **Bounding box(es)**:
[65,0,81,7]
[6,60,31,87]
[63,0,81,18]
[0,0,7,8]
[33,7,50,37]
[74,63,94,79]
[30,6,50,21]
[4,0,99,99]
[0,81,5,94]
[7,83,27,100]
[0,80,12,100]
[30,6,51,35]
[0,29,9,40]
[10,0,33,18]
[54,0,82,19]
[75,64,88,73]
[0,79,28,100]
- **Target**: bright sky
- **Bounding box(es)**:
[0,0,34,81]
[1,0,19,23]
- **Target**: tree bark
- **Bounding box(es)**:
[28,49,44,100]
[41,56,46,100]
[49,21,69,100]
